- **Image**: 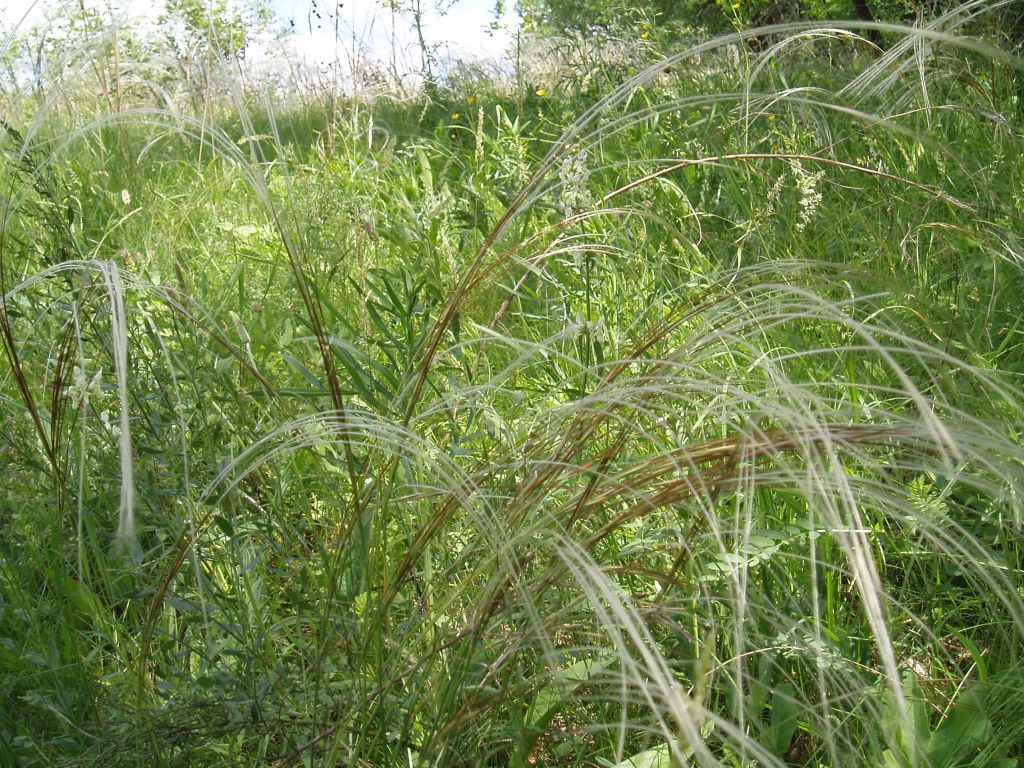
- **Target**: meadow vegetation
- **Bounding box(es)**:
[1,0,1023,765]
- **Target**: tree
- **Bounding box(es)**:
[517,0,976,40]
[161,0,274,73]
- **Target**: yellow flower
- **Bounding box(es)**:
[640,31,649,39]
[466,96,475,104]
[535,87,546,97]
[768,114,776,120]
[731,2,740,8]
[452,113,460,120]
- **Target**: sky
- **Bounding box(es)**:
[1,0,522,79]
[265,0,520,73]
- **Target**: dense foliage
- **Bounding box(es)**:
[1,1,1023,766]
[522,0,937,35]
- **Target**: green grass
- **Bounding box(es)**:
[1,3,1023,766]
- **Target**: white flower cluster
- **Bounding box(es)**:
[791,159,825,232]
[474,107,485,163]
[573,312,608,343]
[559,147,590,217]
[727,43,740,68]
[67,364,102,408]
[763,173,786,219]
[99,409,121,440]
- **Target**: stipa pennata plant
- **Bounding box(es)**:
[1,3,1023,766]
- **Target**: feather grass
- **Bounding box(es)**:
[1,4,1022,766]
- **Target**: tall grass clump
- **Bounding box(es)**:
[1,2,1023,766]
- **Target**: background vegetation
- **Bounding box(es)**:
[1,0,1023,765]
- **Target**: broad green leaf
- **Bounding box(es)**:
[903,670,931,757]
[610,743,693,768]
[514,656,608,765]
[926,686,992,768]
[165,595,198,613]
[281,353,322,387]
[769,682,801,755]
[525,656,602,727]
[213,514,234,537]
